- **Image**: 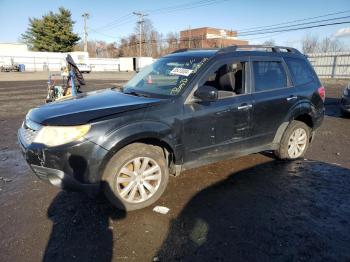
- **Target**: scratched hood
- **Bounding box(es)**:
[28,89,163,125]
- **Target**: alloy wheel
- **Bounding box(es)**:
[115,157,162,203]
[287,128,307,158]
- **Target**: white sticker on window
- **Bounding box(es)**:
[170,67,193,77]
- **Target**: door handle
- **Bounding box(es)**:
[286,96,298,101]
[237,104,253,110]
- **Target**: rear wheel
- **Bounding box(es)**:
[102,143,169,211]
[275,120,311,160]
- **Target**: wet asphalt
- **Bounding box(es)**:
[0,74,349,261]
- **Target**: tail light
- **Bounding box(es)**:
[318,86,325,102]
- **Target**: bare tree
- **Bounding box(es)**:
[262,39,276,46]
[132,18,156,57]
[166,32,179,53]
[302,35,319,54]
[302,34,346,54]
[105,42,119,58]
[151,30,161,57]
[118,38,129,57]
[319,37,344,52]
[128,34,138,57]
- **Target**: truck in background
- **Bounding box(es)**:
[68,51,91,73]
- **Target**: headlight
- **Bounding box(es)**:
[34,125,91,147]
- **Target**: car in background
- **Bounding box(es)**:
[68,51,91,74]
[340,82,350,116]
[0,57,20,72]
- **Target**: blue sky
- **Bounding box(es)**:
[1,0,350,50]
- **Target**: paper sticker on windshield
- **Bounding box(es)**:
[170,67,193,77]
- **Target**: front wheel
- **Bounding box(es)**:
[102,143,169,211]
[274,120,311,160]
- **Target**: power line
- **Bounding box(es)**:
[89,28,123,39]
[238,15,350,35]
[90,20,350,48]
[146,0,229,15]
[88,4,350,48]
[144,0,214,13]
[241,31,286,41]
[90,0,229,34]
[238,20,350,37]
[93,13,134,31]
[236,9,350,32]
[116,20,350,49]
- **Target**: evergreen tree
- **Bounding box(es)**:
[21,7,80,52]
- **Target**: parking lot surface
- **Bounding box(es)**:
[0,73,349,261]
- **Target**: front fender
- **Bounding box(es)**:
[99,120,182,161]
[89,120,183,181]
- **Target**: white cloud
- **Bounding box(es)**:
[333,27,350,38]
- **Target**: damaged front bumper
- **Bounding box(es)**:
[18,126,108,194]
[340,95,350,114]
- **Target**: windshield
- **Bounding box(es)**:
[123,55,210,97]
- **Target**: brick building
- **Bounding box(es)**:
[179,27,248,48]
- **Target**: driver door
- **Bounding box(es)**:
[182,58,253,164]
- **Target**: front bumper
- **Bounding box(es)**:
[340,95,350,113]
[29,165,98,194]
[18,127,108,193]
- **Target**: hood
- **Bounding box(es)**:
[28,89,164,125]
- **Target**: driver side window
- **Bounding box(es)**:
[201,61,246,99]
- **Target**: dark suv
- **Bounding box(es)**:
[18,45,325,211]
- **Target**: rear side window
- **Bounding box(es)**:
[284,57,314,86]
[253,61,287,92]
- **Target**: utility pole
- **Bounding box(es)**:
[133,12,148,61]
[82,13,89,52]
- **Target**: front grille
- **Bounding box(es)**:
[19,118,41,146]
[22,127,37,145]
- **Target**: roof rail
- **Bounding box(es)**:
[218,45,301,54]
[171,48,196,54]
[171,48,218,54]
[170,45,302,55]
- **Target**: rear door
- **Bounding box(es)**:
[249,57,296,146]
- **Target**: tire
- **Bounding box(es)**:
[274,120,311,160]
[341,107,350,118]
[102,143,169,211]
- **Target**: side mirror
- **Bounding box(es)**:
[194,85,218,102]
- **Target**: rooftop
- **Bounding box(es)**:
[168,45,302,56]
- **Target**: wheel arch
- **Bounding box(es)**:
[97,121,181,180]
[273,101,315,145]
[288,100,316,128]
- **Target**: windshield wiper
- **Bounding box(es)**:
[123,90,150,98]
